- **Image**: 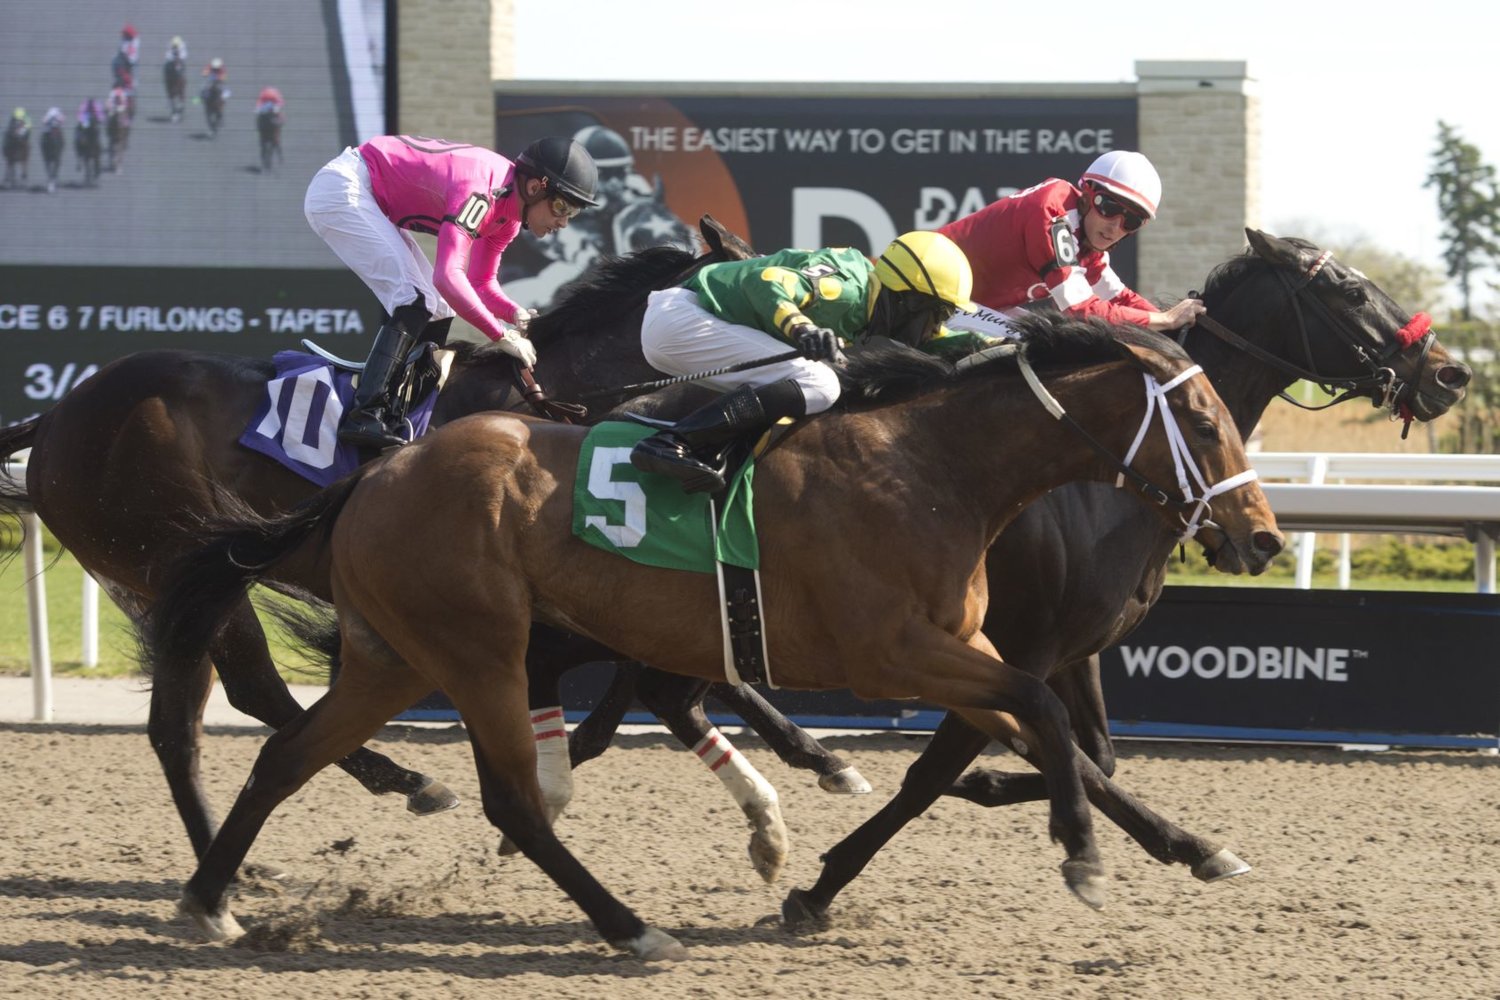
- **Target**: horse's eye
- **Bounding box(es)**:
[1341,282,1368,307]
[1194,418,1219,442]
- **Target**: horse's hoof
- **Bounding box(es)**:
[406,777,460,816]
[496,835,522,857]
[781,888,830,932]
[1193,847,1252,883]
[1061,859,1108,911]
[746,802,790,884]
[619,926,687,962]
[817,766,873,795]
[178,893,245,942]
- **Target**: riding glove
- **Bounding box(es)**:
[794,324,846,364]
[496,332,538,368]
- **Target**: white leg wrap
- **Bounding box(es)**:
[531,707,573,820]
[694,727,777,811]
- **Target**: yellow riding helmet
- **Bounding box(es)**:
[875,231,977,312]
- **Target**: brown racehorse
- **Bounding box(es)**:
[147,319,1283,959]
[0,220,860,878]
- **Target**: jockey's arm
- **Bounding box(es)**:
[432,224,516,342]
[741,265,817,343]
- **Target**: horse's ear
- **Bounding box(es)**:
[698,215,756,260]
[1116,338,1164,375]
[1245,228,1304,269]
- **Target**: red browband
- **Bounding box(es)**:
[1396,312,1432,349]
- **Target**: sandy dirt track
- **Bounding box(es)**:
[1,724,1496,999]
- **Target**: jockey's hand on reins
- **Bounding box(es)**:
[794,324,846,365]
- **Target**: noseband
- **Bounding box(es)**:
[1010,350,1257,541]
[1187,248,1437,435]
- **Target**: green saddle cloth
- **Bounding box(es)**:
[572,422,759,573]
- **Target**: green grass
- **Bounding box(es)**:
[0,531,326,679]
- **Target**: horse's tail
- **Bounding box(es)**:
[141,464,371,685]
[0,417,39,519]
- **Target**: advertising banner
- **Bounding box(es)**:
[2,0,389,424]
[491,88,1139,312]
[400,587,1500,749]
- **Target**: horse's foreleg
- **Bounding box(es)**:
[708,682,872,794]
[179,650,431,943]
[947,653,1116,806]
[209,597,457,816]
[453,667,685,961]
[891,624,1104,909]
[638,670,788,883]
[783,713,989,930]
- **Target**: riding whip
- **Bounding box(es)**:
[577,349,805,402]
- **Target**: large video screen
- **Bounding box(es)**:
[1,0,390,424]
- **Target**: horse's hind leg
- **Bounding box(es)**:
[709,681,872,794]
[783,714,989,930]
[179,647,432,942]
[210,596,457,815]
[637,670,788,884]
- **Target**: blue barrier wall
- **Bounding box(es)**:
[398,586,1500,749]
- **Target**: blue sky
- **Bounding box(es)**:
[516,1,1499,298]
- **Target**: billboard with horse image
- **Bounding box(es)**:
[0,0,389,426]
[492,85,1140,312]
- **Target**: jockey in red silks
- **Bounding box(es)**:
[303,134,599,449]
[940,150,1206,341]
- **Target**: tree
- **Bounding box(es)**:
[1425,121,1500,321]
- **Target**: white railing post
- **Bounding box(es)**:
[1477,529,1496,595]
[1294,455,1329,589]
[82,572,99,667]
[1338,533,1352,590]
[23,511,52,722]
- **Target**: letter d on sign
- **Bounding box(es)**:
[792,188,896,253]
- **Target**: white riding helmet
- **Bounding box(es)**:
[1079,150,1161,219]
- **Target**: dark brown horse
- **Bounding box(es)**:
[773,230,1473,928]
[0,219,859,876]
[146,319,1283,959]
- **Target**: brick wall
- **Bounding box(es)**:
[395,0,499,145]
[1136,61,1260,305]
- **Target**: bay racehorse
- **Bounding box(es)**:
[146,320,1283,959]
[774,229,1473,928]
[0,219,860,877]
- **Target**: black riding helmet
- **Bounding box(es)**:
[515,136,600,207]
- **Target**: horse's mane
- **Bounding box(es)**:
[836,313,1190,408]
[528,246,698,343]
[1199,236,1322,308]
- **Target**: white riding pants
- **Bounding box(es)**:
[640,288,841,413]
[303,147,455,322]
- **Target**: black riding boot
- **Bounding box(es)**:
[630,380,807,494]
[338,322,417,450]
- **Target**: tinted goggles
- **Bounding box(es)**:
[1091,191,1149,232]
[548,194,582,220]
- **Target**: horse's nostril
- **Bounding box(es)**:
[1254,530,1284,559]
[1437,364,1472,390]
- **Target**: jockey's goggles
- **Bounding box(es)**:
[548,194,583,220]
[1091,191,1149,232]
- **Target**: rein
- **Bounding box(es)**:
[1014,351,1257,541]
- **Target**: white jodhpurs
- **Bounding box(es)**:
[640,288,841,413]
[303,147,455,321]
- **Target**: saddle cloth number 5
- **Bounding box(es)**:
[584,446,647,548]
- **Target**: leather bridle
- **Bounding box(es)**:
[1185,248,1437,436]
